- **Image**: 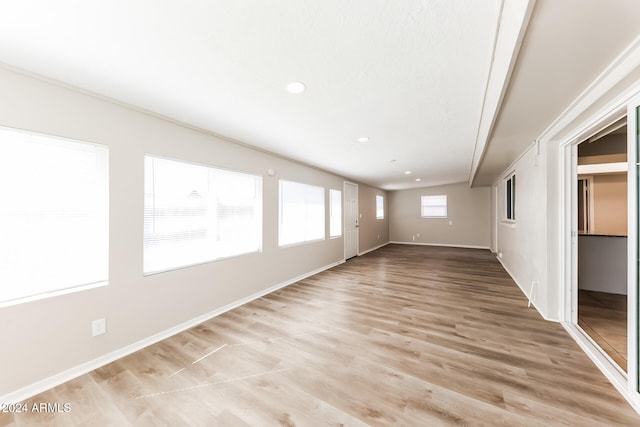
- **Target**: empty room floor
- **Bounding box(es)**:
[578,289,628,371]
[2,245,639,426]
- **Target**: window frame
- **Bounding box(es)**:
[278,179,326,247]
[0,126,109,307]
[505,172,516,222]
[376,195,384,219]
[329,188,342,238]
[143,154,263,275]
[420,194,448,218]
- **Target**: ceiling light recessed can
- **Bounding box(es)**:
[286,81,306,94]
[404,171,411,175]
[415,178,421,182]
[357,137,369,143]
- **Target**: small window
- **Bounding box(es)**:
[0,127,109,306]
[421,195,447,218]
[330,189,342,238]
[279,180,325,246]
[144,155,262,274]
[505,173,516,221]
[376,195,384,219]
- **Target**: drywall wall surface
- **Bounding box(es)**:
[495,143,550,318]
[358,184,389,253]
[389,182,491,248]
[578,235,627,294]
[592,173,627,235]
[0,67,383,397]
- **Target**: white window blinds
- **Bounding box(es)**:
[330,189,342,238]
[144,156,262,274]
[0,127,109,306]
[279,180,325,246]
[421,195,447,218]
[376,195,384,219]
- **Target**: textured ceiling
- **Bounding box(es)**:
[0,0,501,190]
[1,1,639,190]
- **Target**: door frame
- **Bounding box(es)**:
[627,93,640,394]
[560,98,640,410]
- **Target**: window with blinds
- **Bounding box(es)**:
[144,155,262,274]
[376,195,384,219]
[330,189,342,238]
[279,180,325,246]
[0,127,109,307]
[421,194,448,218]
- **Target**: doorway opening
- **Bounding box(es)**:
[575,117,628,372]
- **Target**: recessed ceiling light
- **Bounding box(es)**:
[415,178,421,182]
[404,171,411,175]
[357,137,369,143]
[286,81,306,94]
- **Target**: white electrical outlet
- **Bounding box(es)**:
[92,318,106,337]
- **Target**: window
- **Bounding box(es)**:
[376,195,384,219]
[0,127,109,306]
[421,195,447,218]
[330,189,342,238]
[279,180,325,246]
[144,156,262,274]
[505,173,516,221]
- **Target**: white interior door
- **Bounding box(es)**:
[344,181,358,259]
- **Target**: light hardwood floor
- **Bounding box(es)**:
[3,244,640,426]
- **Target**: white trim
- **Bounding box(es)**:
[627,94,640,399]
[358,242,389,256]
[389,241,490,251]
[577,162,627,175]
[562,322,640,414]
[0,259,344,404]
[539,34,640,143]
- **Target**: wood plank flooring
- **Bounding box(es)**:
[578,290,628,371]
[2,244,639,426]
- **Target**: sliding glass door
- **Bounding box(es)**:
[628,96,640,396]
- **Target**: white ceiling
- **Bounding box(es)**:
[1,1,639,190]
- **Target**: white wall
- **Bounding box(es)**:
[0,67,387,399]
[493,48,640,323]
[495,143,550,317]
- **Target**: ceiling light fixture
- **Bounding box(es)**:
[357,137,369,143]
[286,81,306,94]
[404,171,411,175]
[415,178,421,182]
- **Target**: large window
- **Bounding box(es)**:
[505,173,516,221]
[279,180,325,246]
[144,156,262,274]
[330,189,342,238]
[421,195,447,218]
[376,195,384,219]
[0,127,109,306]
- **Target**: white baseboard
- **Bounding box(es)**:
[358,242,389,256]
[0,259,344,404]
[389,241,490,250]
[495,256,556,322]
